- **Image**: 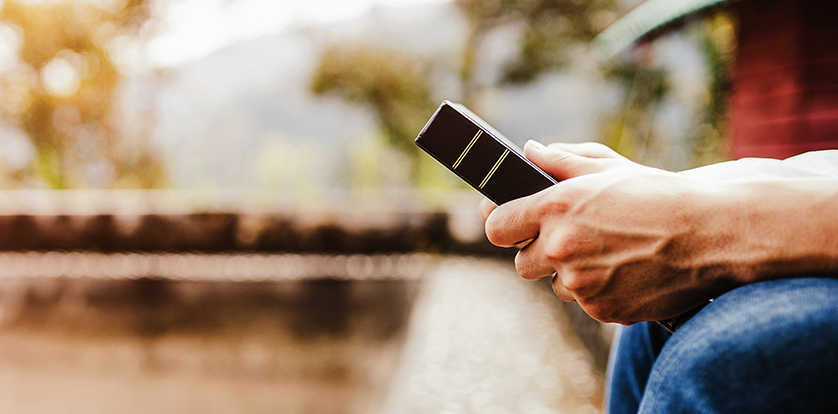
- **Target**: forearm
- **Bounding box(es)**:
[677,152,838,285]
[709,178,838,285]
[485,143,838,322]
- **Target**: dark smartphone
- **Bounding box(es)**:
[415,100,557,205]
[415,100,707,333]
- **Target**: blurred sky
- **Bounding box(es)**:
[147,0,452,66]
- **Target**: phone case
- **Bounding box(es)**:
[415,100,558,205]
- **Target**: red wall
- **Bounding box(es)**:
[731,0,838,159]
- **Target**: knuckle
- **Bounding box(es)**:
[551,278,574,302]
[515,251,549,280]
[542,222,597,263]
[580,301,618,323]
[559,270,584,292]
[543,243,568,262]
[484,218,506,246]
[534,190,569,216]
[514,252,532,279]
[543,232,575,262]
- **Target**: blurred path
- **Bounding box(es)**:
[380,257,603,414]
[0,254,603,413]
[0,253,427,414]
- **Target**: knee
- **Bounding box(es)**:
[640,277,838,413]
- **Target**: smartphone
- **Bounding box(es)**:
[415,100,557,205]
[415,100,706,333]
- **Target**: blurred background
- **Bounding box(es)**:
[0,0,733,412]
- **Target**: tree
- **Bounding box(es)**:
[310,0,619,186]
[310,44,437,182]
[310,0,732,184]
[455,0,617,103]
[0,0,164,188]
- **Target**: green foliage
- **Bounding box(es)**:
[601,59,670,166]
[310,45,439,184]
[0,0,164,188]
[309,0,621,189]
[600,12,735,169]
[458,0,735,170]
[310,1,734,188]
[502,17,570,83]
[691,12,734,167]
[455,0,617,87]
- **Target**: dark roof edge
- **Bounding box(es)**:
[592,0,732,60]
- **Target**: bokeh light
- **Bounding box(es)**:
[0,0,732,412]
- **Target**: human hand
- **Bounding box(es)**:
[481,141,761,324]
[478,142,629,222]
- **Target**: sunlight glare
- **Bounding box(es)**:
[41,55,81,97]
[146,0,452,67]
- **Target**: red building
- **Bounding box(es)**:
[597,0,838,159]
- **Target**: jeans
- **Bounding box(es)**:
[606,277,838,414]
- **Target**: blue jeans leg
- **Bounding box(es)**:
[607,277,838,414]
[606,320,671,414]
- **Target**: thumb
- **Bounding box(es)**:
[524,140,610,180]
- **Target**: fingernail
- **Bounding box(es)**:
[525,140,548,153]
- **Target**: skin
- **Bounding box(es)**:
[481,141,838,324]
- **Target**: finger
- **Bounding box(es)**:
[478,197,497,222]
[524,140,611,180]
[551,274,576,302]
[513,238,535,249]
[484,196,542,247]
[513,239,557,280]
[546,142,627,160]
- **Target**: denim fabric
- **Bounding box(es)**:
[606,319,671,414]
[606,277,838,414]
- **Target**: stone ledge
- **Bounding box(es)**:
[0,252,436,281]
[0,190,507,255]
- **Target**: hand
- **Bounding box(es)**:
[481,141,838,324]
[478,142,629,221]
